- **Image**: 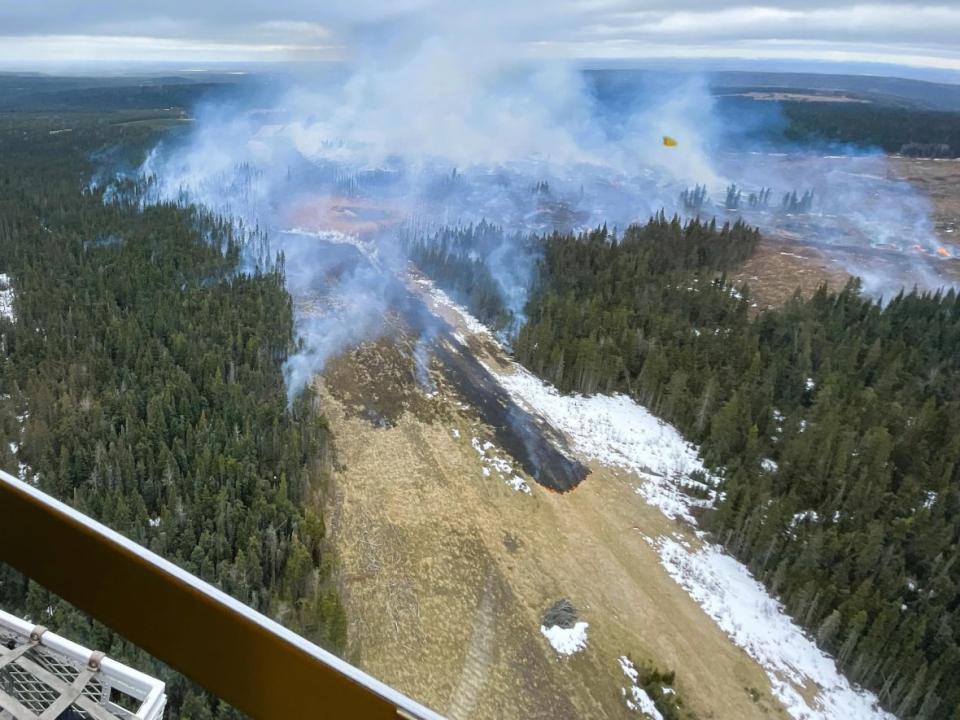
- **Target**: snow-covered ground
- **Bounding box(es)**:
[490,370,716,523]
[424,278,893,720]
[470,435,532,495]
[416,277,492,336]
[0,273,15,323]
[540,622,589,656]
[653,536,892,720]
[618,656,665,719]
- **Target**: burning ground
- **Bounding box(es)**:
[892,157,960,258]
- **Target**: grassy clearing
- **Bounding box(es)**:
[318,334,787,719]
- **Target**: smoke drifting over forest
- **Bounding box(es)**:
[134,29,957,400]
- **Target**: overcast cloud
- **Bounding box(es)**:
[0,1,959,71]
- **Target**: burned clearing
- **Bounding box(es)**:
[293,234,587,492]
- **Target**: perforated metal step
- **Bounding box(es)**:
[0,610,165,720]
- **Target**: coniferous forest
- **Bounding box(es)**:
[779,101,960,157]
[402,220,537,333]
[408,212,960,717]
[507,219,960,719]
[0,114,344,718]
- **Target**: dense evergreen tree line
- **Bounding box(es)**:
[0,73,232,113]
[402,220,535,332]
[780,101,960,157]
[507,218,960,718]
[0,114,343,718]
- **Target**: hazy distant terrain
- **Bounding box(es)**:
[0,72,247,111]
[706,71,960,111]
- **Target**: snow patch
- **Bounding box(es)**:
[618,655,639,683]
[618,657,664,718]
[488,368,715,522]
[0,274,15,323]
[423,276,891,720]
[470,436,531,495]
[506,475,529,493]
[651,535,893,720]
[416,278,491,336]
[789,510,820,529]
[540,622,588,656]
[18,462,39,486]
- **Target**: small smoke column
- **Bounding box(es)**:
[412,328,438,395]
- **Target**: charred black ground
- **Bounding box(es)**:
[299,238,588,492]
[430,332,588,492]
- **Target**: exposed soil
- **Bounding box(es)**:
[283,194,404,236]
[320,341,786,719]
[729,235,849,311]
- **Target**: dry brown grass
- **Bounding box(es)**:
[729,157,960,310]
[318,351,786,719]
[282,194,404,236]
[729,236,849,311]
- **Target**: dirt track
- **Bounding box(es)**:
[319,356,786,719]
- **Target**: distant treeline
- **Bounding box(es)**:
[780,101,960,158]
[0,74,235,112]
[0,113,344,719]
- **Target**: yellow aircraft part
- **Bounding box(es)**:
[0,470,438,720]
[662,135,678,147]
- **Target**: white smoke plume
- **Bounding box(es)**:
[132,9,957,400]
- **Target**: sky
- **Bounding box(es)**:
[1,1,959,74]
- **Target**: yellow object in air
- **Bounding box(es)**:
[662,135,678,147]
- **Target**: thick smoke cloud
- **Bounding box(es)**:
[135,27,956,401]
